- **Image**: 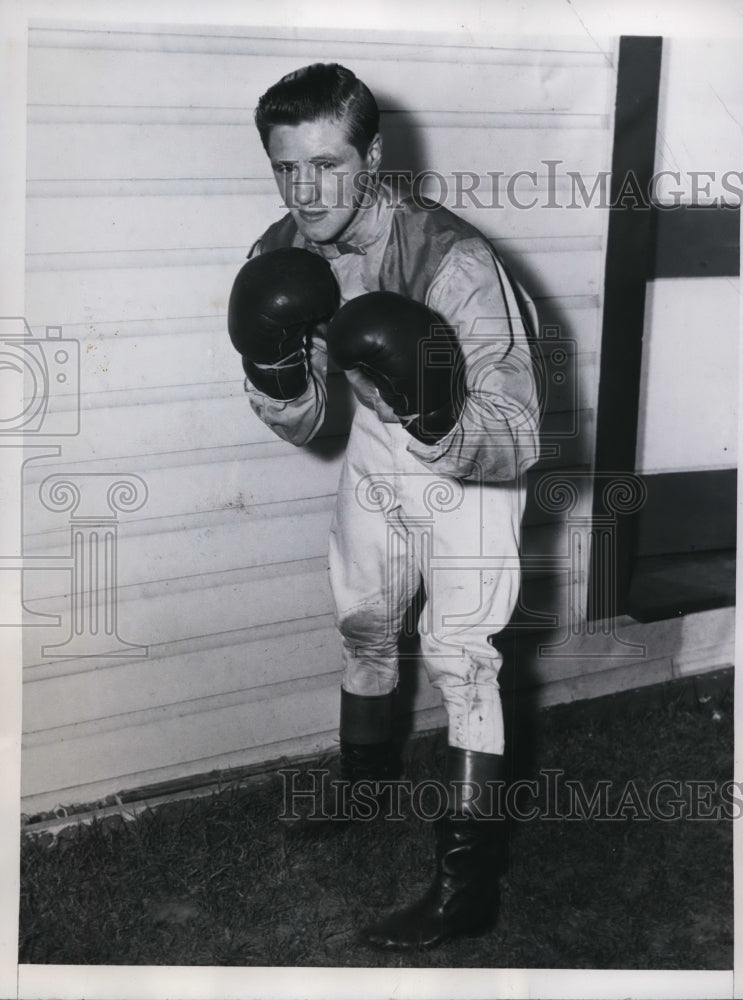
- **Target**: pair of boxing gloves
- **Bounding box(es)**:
[227,247,464,444]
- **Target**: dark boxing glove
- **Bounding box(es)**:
[326,291,464,443]
[228,247,339,399]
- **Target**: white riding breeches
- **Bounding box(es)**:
[328,403,524,755]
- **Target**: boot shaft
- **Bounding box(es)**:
[444,745,506,818]
[339,688,401,783]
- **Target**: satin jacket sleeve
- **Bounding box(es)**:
[406,237,541,481]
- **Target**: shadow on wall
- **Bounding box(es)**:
[377,102,429,179]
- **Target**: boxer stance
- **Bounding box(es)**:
[228,64,541,951]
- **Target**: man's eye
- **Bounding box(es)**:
[274,163,295,175]
[316,161,335,170]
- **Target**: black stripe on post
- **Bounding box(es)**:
[651,204,740,277]
[588,36,663,621]
[634,469,738,556]
[627,470,736,622]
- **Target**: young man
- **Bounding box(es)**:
[228,63,541,951]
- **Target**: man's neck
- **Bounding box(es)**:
[308,182,393,256]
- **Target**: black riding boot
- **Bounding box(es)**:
[361,746,504,951]
[339,688,400,786]
[283,689,400,828]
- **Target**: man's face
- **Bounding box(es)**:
[267,117,382,245]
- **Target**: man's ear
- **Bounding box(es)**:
[366,133,383,174]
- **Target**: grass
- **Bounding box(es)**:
[19,669,734,969]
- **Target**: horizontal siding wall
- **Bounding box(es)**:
[22,23,616,812]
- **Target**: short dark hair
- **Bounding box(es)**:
[255,63,380,157]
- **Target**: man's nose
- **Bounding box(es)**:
[292,165,320,206]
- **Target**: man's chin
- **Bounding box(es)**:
[302,232,337,245]
[292,209,358,246]
[292,214,334,244]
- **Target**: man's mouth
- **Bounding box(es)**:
[297,209,329,222]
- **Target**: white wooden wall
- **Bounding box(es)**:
[637,37,741,475]
[21,22,616,813]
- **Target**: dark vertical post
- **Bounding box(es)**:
[588,36,663,621]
